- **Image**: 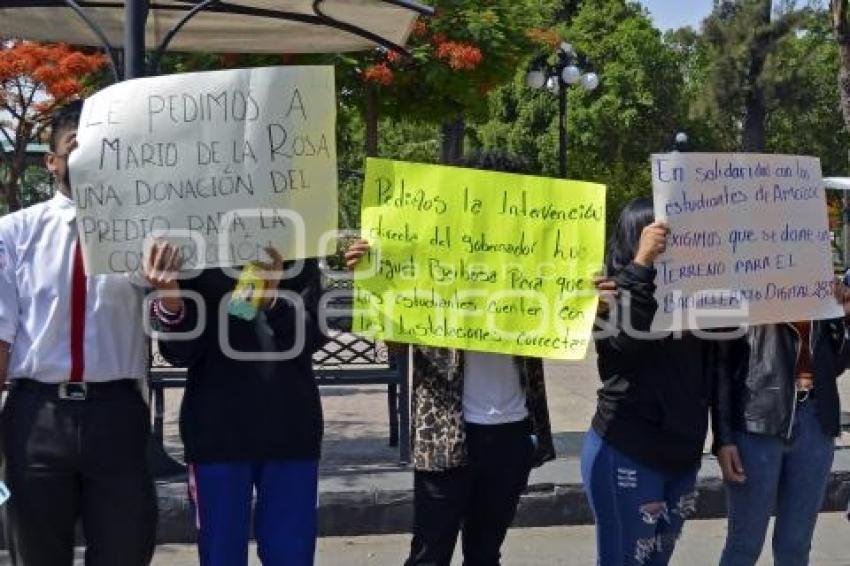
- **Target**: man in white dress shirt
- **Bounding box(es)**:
[0,100,158,565]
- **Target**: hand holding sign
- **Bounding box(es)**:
[255,245,285,309]
[145,241,183,286]
[345,239,370,271]
[635,221,670,268]
[593,275,618,316]
[144,240,184,314]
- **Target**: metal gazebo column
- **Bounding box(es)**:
[124,0,149,79]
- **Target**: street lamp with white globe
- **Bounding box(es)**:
[526,42,600,178]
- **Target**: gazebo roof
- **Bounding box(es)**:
[0,1,421,54]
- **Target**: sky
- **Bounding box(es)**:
[638,0,716,31]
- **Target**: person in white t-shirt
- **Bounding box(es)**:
[346,152,555,566]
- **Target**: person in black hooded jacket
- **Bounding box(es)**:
[581,197,718,566]
[146,242,326,566]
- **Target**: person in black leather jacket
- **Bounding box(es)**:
[714,311,850,565]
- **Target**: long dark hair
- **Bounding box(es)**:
[606,197,654,275]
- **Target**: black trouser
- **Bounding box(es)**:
[406,419,535,566]
[2,380,157,566]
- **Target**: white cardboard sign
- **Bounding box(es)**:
[70,66,338,274]
[651,152,842,331]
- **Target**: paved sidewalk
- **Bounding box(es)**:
[151,513,848,565]
[5,514,849,565]
[145,346,850,539]
[160,350,850,471]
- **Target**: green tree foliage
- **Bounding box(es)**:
[337,105,440,229]
[339,1,551,122]
[765,11,850,174]
[668,4,848,172]
[474,0,685,227]
[830,1,850,132]
[334,0,556,163]
[13,2,842,238]
[664,26,729,151]
[697,0,813,151]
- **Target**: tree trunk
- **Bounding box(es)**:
[741,0,771,152]
[838,41,850,131]
[365,85,378,158]
[0,151,24,213]
[0,145,12,213]
[833,1,850,269]
[741,87,767,151]
[440,115,465,165]
[6,151,24,212]
[756,0,771,26]
[0,181,9,214]
[838,37,850,270]
[7,184,21,213]
[0,177,21,213]
[556,0,583,24]
[833,0,850,129]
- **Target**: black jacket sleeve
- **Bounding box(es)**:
[711,334,745,453]
[596,262,659,356]
[151,292,207,368]
[264,258,328,355]
[837,319,850,373]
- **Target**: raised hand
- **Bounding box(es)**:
[344,239,371,271]
[255,245,285,308]
[143,239,184,314]
[634,221,670,267]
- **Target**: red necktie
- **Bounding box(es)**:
[69,239,87,382]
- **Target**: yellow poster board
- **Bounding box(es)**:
[352,158,606,360]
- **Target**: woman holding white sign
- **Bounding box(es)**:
[146,245,326,566]
[581,197,717,566]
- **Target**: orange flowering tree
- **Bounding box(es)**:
[0,42,107,211]
[338,0,548,161]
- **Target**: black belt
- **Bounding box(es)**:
[465,418,533,433]
[10,379,139,401]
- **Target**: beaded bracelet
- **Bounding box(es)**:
[153,298,186,326]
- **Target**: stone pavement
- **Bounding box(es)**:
[149,345,850,539]
[150,514,848,565]
[5,515,849,565]
[160,348,850,475]
[157,352,604,474]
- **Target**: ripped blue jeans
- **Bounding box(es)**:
[581,428,699,566]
